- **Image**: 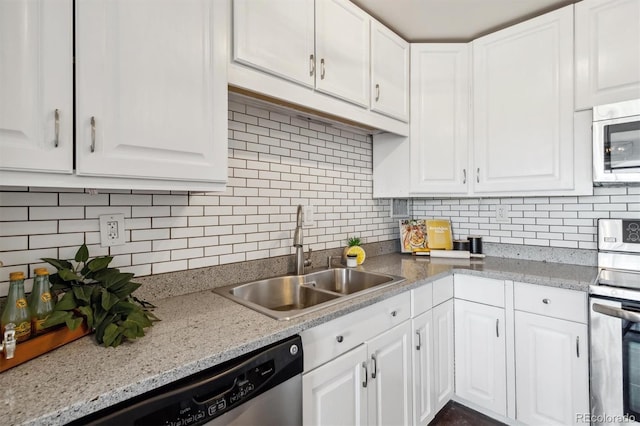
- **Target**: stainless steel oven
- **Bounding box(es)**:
[590,218,640,425]
[593,99,640,183]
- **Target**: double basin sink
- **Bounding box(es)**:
[214,268,406,320]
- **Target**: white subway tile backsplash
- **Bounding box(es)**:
[0,207,28,221]
[2,96,637,293]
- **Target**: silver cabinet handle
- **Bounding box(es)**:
[496,318,499,338]
[336,335,343,343]
[463,168,467,184]
[309,54,315,77]
[320,58,325,80]
[375,84,380,102]
[593,303,640,323]
[416,331,421,350]
[542,298,550,304]
[54,109,60,147]
[362,362,368,388]
[576,336,580,358]
[371,354,377,379]
[477,167,480,183]
[90,116,96,153]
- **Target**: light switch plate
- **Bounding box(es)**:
[99,214,126,247]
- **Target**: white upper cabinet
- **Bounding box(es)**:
[0,0,73,173]
[575,0,640,109]
[1,0,228,191]
[233,0,315,88]
[472,5,576,194]
[229,0,408,136]
[371,21,409,121]
[315,0,370,107]
[410,44,470,195]
[75,0,227,184]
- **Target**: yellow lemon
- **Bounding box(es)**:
[345,246,366,265]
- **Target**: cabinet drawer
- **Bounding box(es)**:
[454,275,504,307]
[514,282,587,323]
[301,292,411,372]
[412,281,433,317]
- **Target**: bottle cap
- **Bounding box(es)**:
[34,268,50,276]
[9,272,25,281]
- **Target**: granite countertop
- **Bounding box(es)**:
[3,253,597,425]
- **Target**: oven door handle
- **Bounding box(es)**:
[593,303,640,323]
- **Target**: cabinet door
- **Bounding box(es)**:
[432,299,454,413]
[515,311,589,426]
[315,0,369,107]
[472,5,575,193]
[370,21,409,121]
[233,0,314,88]
[410,44,470,195]
[413,311,435,426]
[303,345,368,426]
[575,0,640,109]
[0,0,72,173]
[367,321,413,426]
[75,0,227,183]
[454,299,507,416]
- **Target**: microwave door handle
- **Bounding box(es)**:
[593,303,640,323]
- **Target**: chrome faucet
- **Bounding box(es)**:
[294,205,312,274]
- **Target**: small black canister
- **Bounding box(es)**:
[468,236,483,254]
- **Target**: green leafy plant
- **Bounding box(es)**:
[347,236,362,247]
[41,244,158,347]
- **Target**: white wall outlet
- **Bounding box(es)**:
[302,205,315,227]
[99,214,126,247]
[495,205,510,223]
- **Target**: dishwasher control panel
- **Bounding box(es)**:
[137,361,275,425]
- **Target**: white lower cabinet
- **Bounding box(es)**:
[302,292,412,426]
[454,299,507,416]
[303,321,412,426]
[411,276,454,426]
[302,344,368,426]
[432,299,454,413]
[303,275,589,426]
[514,283,589,426]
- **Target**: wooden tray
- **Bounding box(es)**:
[1,324,91,373]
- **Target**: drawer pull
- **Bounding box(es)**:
[362,362,368,388]
[576,336,580,358]
[336,335,344,343]
[391,310,397,317]
[416,331,422,350]
[496,319,499,338]
[542,298,551,304]
[371,354,377,379]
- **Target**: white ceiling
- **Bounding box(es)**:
[351,0,578,42]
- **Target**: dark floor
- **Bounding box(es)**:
[429,401,506,426]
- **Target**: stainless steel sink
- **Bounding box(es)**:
[214,268,405,320]
[303,268,397,295]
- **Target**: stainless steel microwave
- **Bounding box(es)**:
[593,99,640,183]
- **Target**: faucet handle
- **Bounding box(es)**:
[304,248,313,267]
[327,255,342,268]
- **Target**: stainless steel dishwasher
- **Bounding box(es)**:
[73,335,303,426]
